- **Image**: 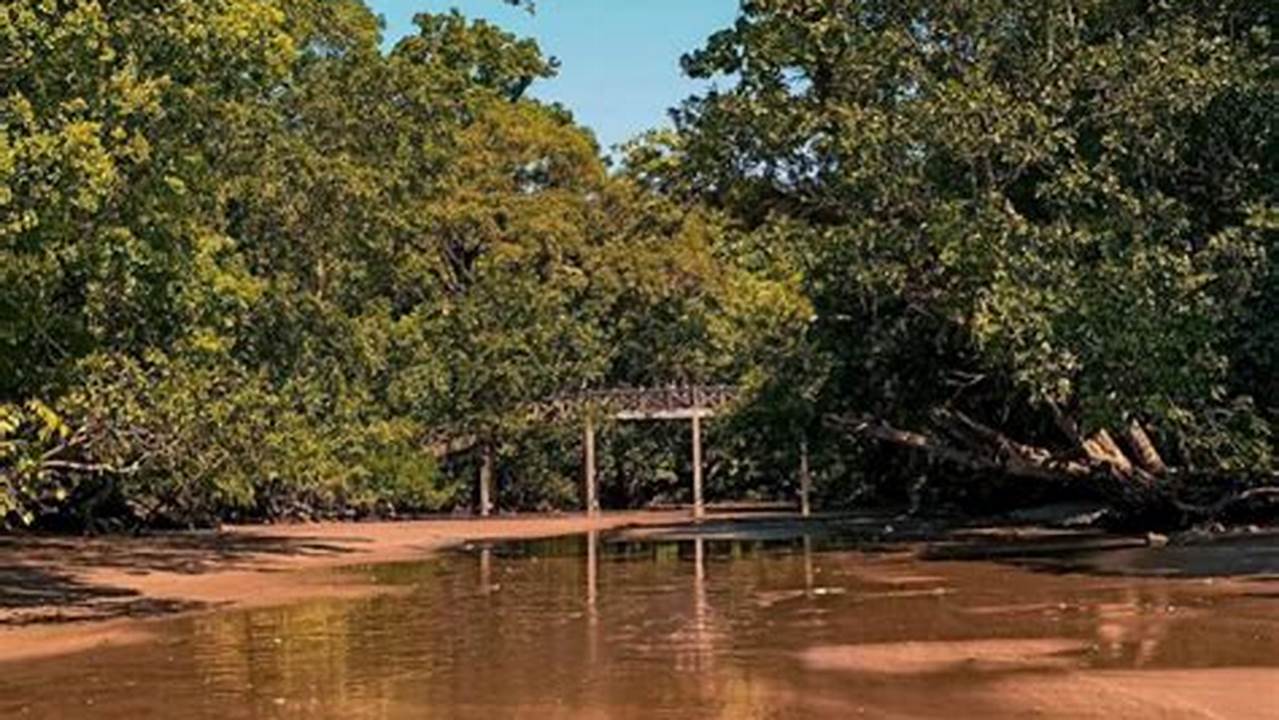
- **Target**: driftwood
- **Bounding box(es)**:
[1083,429,1137,478]
[1171,484,1279,518]
[827,412,1091,485]
[1123,420,1168,476]
[825,410,1278,527]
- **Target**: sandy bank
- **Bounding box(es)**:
[0,511,691,663]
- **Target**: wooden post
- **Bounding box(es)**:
[584,415,598,515]
[799,437,812,518]
[692,412,705,520]
[479,444,494,517]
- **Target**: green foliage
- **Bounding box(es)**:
[0,0,796,528]
[5,0,1271,529]
[0,401,74,525]
[663,0,1277,476]
[0,0,296,397]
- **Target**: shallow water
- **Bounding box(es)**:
[4,525,1279,719]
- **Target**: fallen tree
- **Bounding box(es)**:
[826,410,1279,529]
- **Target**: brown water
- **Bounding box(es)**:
[4,525,1279,719]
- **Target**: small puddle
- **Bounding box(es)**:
[2,524,1277,719]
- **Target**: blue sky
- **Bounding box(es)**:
[367,1,739,153]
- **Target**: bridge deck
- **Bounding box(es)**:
[564,385,738,421]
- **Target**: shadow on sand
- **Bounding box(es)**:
[0,532,367,626]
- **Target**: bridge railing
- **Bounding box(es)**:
[574,385,738,416]
[431,385,742,456]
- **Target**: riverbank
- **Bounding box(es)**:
[0,511,696,663]
[4,511,1276,668]
[5,516,1278,720]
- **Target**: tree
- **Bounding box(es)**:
[663,0,1277,523]
[1,0,296,397]
[1,1,806,527]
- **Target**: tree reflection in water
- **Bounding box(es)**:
[3,532,1278,719]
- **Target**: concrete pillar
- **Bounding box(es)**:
[584,415,598,515]
[479,444,495,517]
[691,413,705,520]
[799,437,812,518]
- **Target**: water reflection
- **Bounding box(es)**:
[480,545,493,594]
[3,531,1279,719]
[586,530,598,615]
[690,537,711,671]
[803,534,814,597]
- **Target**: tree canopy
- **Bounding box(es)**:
[2,0,1275,529]
[658,0,1276,522]
[1,0,801,528]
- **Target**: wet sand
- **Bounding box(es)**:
[0,512,692,662]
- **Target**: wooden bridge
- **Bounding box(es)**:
[577,386,738,519]
[459,385,813,520]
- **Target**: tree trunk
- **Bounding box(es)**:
[825,411,1182,527]
[826,414,1088,484]
[1082,429,1136,478]
[1123,420,1168,476]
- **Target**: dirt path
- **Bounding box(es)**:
[0,511,691,663]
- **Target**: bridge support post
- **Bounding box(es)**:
[800,438,812,518]
[692,413,705,520]
[479,444,495,517]
[584,415,598,515]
